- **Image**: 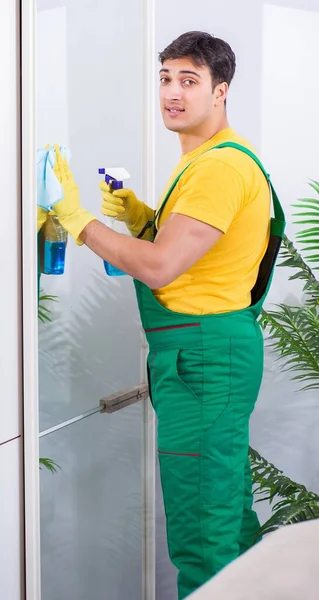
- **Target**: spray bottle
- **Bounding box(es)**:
[98,167,131,277]
[43,211,68,275]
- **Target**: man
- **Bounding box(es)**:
[50,31,285,599]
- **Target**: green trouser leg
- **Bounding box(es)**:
[149,333,263,600]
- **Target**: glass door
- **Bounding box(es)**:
[35,1,155,598]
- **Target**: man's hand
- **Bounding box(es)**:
[100,181,155,238]
[100,184,140,224]
[52,145,96,244]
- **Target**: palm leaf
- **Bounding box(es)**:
[249,447,319,536]
[292,181,319,268]
[260,305,319,390]
[39,457,61,473]
[259,502,319,536]
[309,179,319,195]
[277,236,319,305]
[38,290,58,323]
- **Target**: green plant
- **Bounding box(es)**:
[39,457,60,474]
[259,301,319,392]
[250,179,319,534]
[38,290,57,323]
[249,447,319,536]
[38,289,60,473]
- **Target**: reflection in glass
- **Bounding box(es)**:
[37,0,145,598]
[40,407,143,600]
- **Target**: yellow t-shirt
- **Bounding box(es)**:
[153,128,271,314]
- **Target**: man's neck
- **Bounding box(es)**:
[179,115,230,155]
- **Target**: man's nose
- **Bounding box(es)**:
[165,81,183,101]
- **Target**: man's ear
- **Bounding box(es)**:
[213,82,228,106]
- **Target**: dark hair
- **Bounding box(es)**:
[159,31,236,90]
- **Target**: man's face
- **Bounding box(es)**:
[159,57,222,134]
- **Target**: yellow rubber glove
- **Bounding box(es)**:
[52,145,96,245]
[37,206,47,232]
[99,181,155,239]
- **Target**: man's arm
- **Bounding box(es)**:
[51,145,223,286]
[80,212,222,288]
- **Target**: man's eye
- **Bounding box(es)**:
[184,79,196,86]
[160,77,169,84]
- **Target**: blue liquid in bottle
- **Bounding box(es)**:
[44,240,67,275]
[103,261,126,276]
[98,168,127,277]
[43,212,68,275]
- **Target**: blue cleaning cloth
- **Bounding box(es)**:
[37,145,71,210]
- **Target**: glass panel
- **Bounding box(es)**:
[40,406,143,600]
[36,0,146,598]
[37,0,143,430]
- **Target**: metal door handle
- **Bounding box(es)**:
[100,383,149,414]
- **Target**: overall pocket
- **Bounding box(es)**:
[148,347,203,454]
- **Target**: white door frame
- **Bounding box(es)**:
[21,0,41,599]
[141,0,156,598]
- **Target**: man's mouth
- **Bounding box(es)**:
[165,107,185,116]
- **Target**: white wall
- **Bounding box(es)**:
[155,1,319,598]
[0,1,24,599]
[252,1,319,515]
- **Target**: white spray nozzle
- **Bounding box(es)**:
[98,167,130,180]
[98,167,131,191]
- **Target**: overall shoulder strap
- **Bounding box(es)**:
[150,141,285,233]
[213,142,285,226]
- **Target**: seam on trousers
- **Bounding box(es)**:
[199,331,205,569]
[229,336,242,556]
[229,337,235,499]
[145,323,200,333]
[158,450,200,457]
[200,337,232,572]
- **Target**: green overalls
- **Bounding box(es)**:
[136,142,285,600]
